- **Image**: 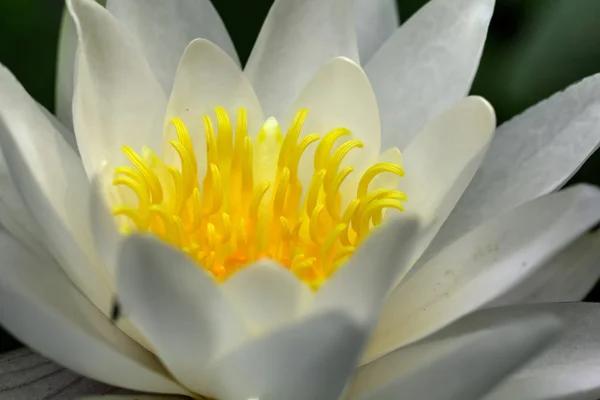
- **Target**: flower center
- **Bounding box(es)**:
[111,107,406,289]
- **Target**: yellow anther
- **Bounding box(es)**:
[358,199,404,239]
[306,169,326,216]
[326,166,353,219]
[111,107,406,289]
[203,115,219,166]
[250,182,271,222]
[278,109,308,171]
[309,204,325,245]
[242,136,254,195]
[324,140,363,188]
[273,167,290,217]
[288,133,320,179]
[314,128,350,171]
[357,163,404,199]
[121,146,163,204]
[215,107,233,161]
[113,206,147,229]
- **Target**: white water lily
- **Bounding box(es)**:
[1,0,600,399]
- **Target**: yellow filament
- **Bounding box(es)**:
[111,108,406,289]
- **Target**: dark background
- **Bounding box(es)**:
[1,0,600,352]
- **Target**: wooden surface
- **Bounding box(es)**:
[0,348,131,400]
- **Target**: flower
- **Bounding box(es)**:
[1,0,600,399]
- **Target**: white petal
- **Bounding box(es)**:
[0,230,185,395]
[430,72,600,264]
[282,57,381,197]
[220,261,312,334]
[490,230,600,307]
[55,7,78,131]
[37,102,78,153]
[0,64,113,315]
[68,0,167,176]
[363,184,600,364]
[245,0,359,119]
[164,39,263,172]
[366,0,495,149]
[0,170,49,258]
[400,96,495,276]
[89,173,122,279]
[354,0,399,64]
[310,216,419,327]
[349,313,560,400]
[483,303,600,400]
[116,235,250,397]
[210,312,364,400]
[106,0,238,94]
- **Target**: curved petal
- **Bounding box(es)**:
[348,313,560,400]
[363,185,600,364]
[354,0,399,64]
[0,349,129,399]
[0,170,48,258]
[244,0,359,119]
[37,102,78,153]
[68,0,167,176]
[366,0,495,149]
[163,39,263,173]
[89,173,122,280]
[482,303,600,400]
[106,0,238,94]
[116,235,250,397]
[490,230,600,307]
[220,261,313,334]
[399,96,495,276]
[430,72,600,264]
[0,64,113,315]
[55,7,78,132]
[310,216,419,327]
[0,230,185,395]
[209,312,364,400]
[282,57,381,198]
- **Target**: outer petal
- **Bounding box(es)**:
[363,185,600,364]
[366,0,495,149]
[0,230,185,395]
[37,102,78,153]
[68,0,167,176]
[116,235,250,397]
[430,72,600,263]
[220,261,312,334]
[400,96,495,275]
[209,312,364,400]
[282,57,380,199]
[348,314,560,400]
[55,7,78,131]
[0,64,113,315]
[310,216,419,327]
[106,0,238,94]
[0,349,129,399]
[441,303,600,400]
[354,0,399,64]
[163,39,263,173]
[244,0,359,119]
[0,170,48,258]
[490,230,600,306]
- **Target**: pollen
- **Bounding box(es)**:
[112,107,406,290]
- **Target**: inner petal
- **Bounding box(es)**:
[111,107,406,290]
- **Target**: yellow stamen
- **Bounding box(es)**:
[111,108,406,289]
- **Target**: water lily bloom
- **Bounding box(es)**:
[2,0,600,399]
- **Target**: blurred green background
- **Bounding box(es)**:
[0,0,599,352]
